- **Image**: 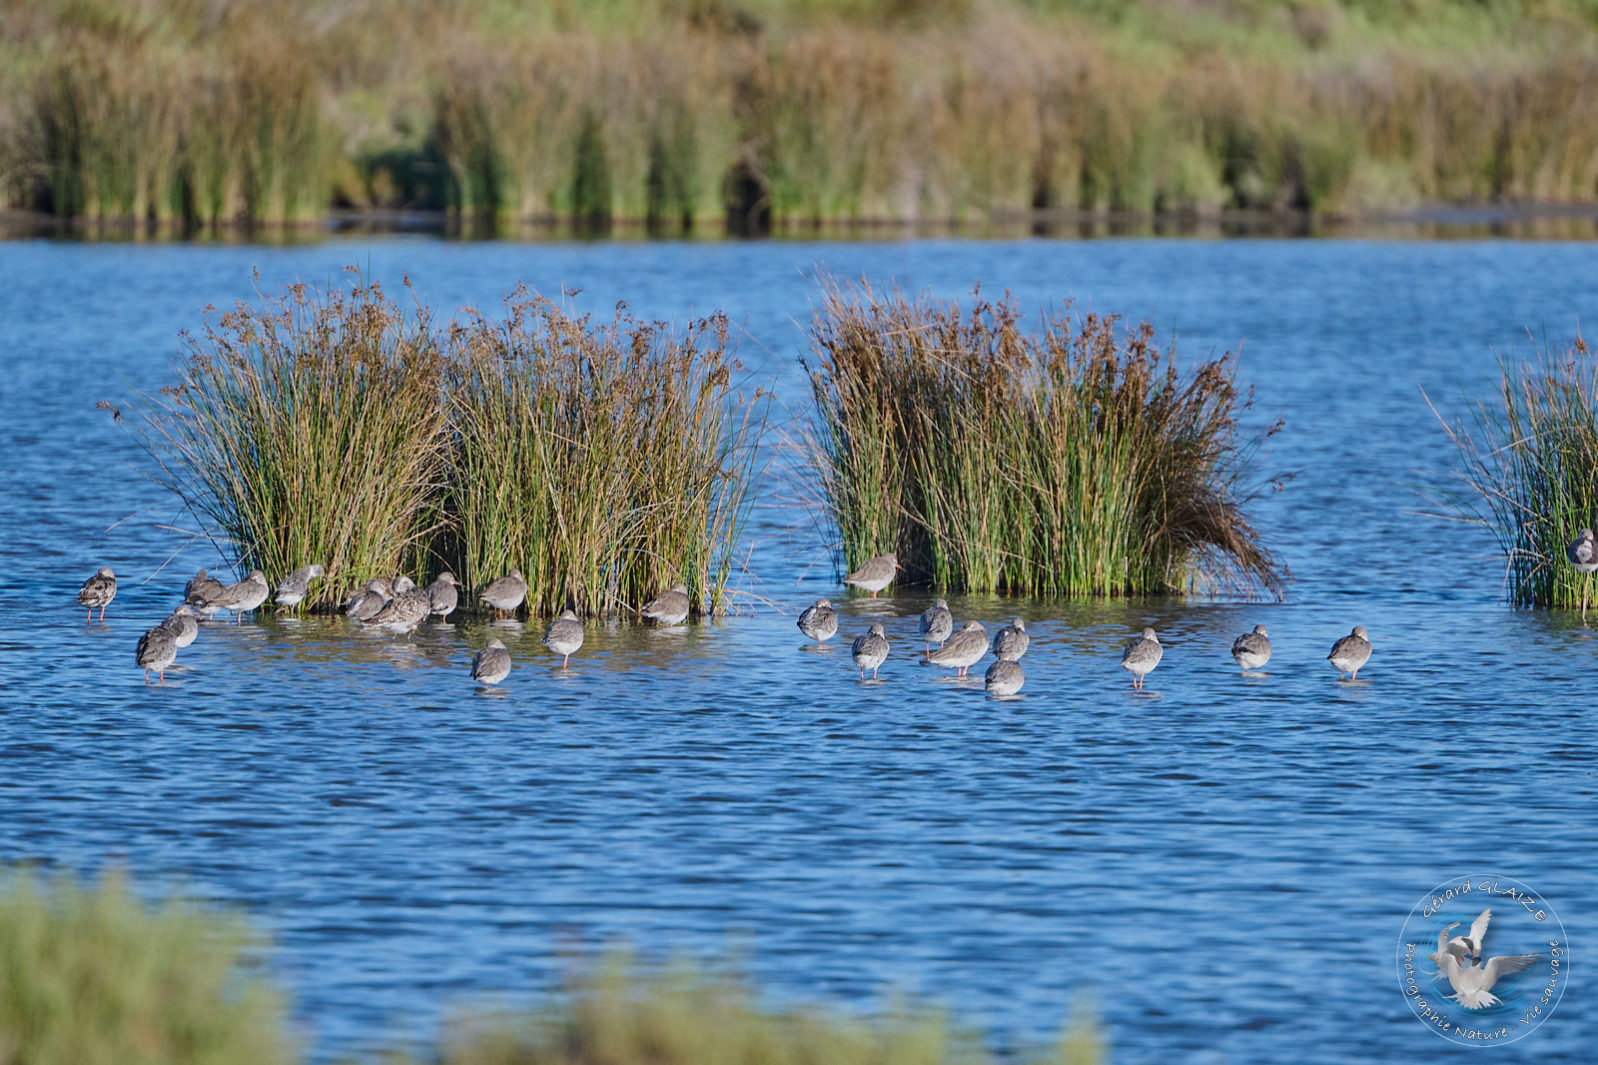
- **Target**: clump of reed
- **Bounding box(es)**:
[0,867,293,1065]
[425,954,1103,1065]
[804,281,1280,598]
[444,291,765,617]
[139,272,450,608]
[1431,333,1598,609]
[136,273,763,617]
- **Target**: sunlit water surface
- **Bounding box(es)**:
[1,237,1594,1063]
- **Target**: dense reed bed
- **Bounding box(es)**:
[5,0,1598,227]
[137,274,762,617]
[0,871,1100,1065]
[0,868,292,1065]
[1432,334,1598,609]
[140,274,450,608]
[445,292,763,617]
[804,283,1280,598]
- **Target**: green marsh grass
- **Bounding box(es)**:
[139,273,449,609]
[136,273,764,618]
[804,282,1280,597]
[0,868,292,1065]
[444,292,766,618]
[7,1,1598,226]
[1431,334,1598,609]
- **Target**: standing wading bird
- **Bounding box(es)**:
[369,576,430,636]
[984,659,1024,696]
[1429,916,1542,1009]
[843,553,899,597]
[850,622,890,679]
[641,583,691,626]
[274,564,326,609]
[184,569,225,616]
[1327,626,1372,681]
[470,638,512,687]
[797,599,839,644]
[135,624,177,684]
[481,569,528,619]
[1121,627,1163,691]
[205,570,270,624]
[544,609,585,667]
[426,572,461,620]
[1567,528,1597,622]
[927,620,988,677]
[160,604,199,649]
[991,617,1029,662]
[77,566,116,622]
[1231,624,1272,675]
[918,598,953,653]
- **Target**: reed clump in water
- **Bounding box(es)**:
[804,281,1280,598]
[424,955,1104,1065]
[445,292,765,618]
[1432,333,1598,609]
[140,272,449,608]
[0,867,292,1065]
[136,272,763,617]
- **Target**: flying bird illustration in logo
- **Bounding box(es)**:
[1429,908,1542,1009]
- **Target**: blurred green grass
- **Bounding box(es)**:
[0,870,1104,1065]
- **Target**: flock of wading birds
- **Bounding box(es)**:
[79,529,1598,694]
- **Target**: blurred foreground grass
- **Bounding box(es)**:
[0,870,1104,1065]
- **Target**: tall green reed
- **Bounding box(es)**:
[138,272,450,607]
[0,867,293,1065]
[804,280,1280,597]
[1431,333,1598,609]
[445,291,765,617]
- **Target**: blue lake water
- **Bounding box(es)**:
[0,235,1594,1063]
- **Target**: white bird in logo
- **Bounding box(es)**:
[1429,908,1541,1009]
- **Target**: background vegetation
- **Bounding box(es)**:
[4,0,1598,228]
[1432,333,1598,610]
[805,282,1281,597]
[0,870,1102,1065]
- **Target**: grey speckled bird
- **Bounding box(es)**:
[850,622,890,679]
[918,598,953,652]
[1327,625,1372,681]
[641,582,691,626]
[1568,528,1597,622]
[184,568,223,608]
[481,569,528,618]
[160,604,200,649]
[544,609,585,667]
[77,566,116,623]
[346,579,392,622]
[370,576,430,636]
[991,617,1029,662]
[843,553,899,597]
[927,620,988,676]
[471,637,512,686]
[1231,624,1271,674]
[427,572,461,619]
[797,599,839,643]
[985,659,1024,696]
[136,624,177,684]
[274,564,327,608]
[207,570,270,625]
[1121,627,1163,691]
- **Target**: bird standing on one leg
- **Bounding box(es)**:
[1567,528,1597,623]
